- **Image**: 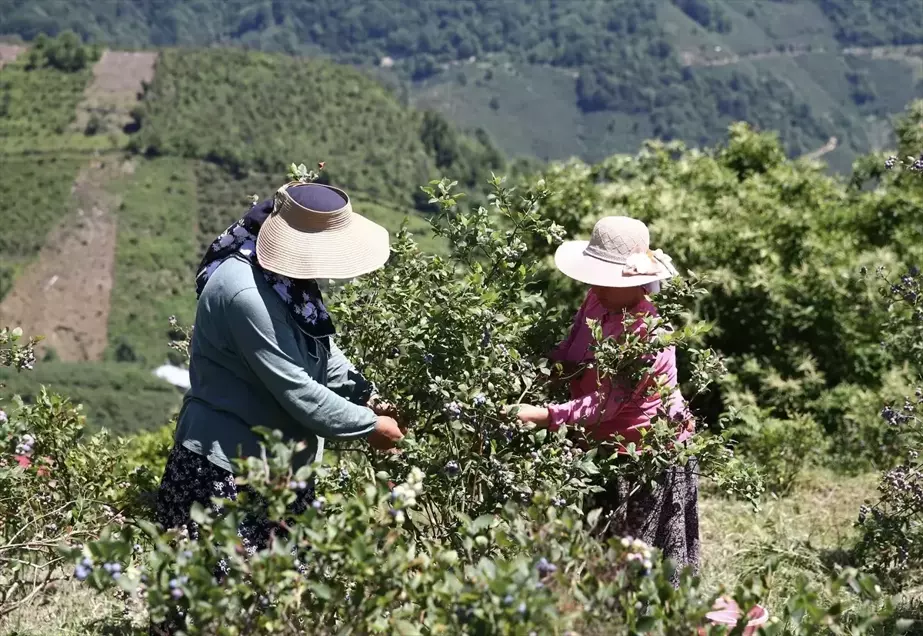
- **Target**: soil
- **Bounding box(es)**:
[0,44,24,69]
[0,159,133,361]
[74,50,159,133]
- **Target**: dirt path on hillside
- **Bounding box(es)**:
[0,44,24,69]
[800,136,838,161]
[0,159,134,361]
[74,50,158,133]
[681,43,923,68]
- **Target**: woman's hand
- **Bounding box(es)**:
[368,415,404,452]
[506,404,551,427]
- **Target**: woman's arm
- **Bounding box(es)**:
[326,338,375,405]
[227,287,378,441]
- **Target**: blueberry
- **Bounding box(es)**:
[444,460,460,476]
[169,578,180,589]
[171,588,184,600]
[423,353,434,364]
[518,602,527,615]
[536,557,557,577]
[74,564,91,581]
[473,393,486,406]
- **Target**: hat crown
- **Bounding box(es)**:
[583,216,650,265]
[274,183,352,231]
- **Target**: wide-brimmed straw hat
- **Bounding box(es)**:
[554,216,678,288]
[256,182,390,280]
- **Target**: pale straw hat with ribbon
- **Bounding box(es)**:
[256,182,390,280]
[554,216,678,287]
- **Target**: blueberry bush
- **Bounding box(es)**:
[0,328,158,618]
[38,161,902,633]
[854,151,923,601]
[6,103,923,630]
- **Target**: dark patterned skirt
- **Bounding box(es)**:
[151,445,315,635]
[590,457,700,586]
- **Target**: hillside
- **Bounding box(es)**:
[0,36,486,434]
[1,0,920,168]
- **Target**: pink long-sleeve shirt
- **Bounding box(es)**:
[547,290,693,448]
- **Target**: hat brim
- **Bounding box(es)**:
[256,211,390,280]
[554,240,672,288]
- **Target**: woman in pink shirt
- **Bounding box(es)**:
[514,216,700,582]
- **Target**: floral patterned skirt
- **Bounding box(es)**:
[155,444,315,557]
[151,445,315,635]
[590,457,701,586]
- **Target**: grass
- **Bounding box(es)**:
[699,468,877,611]
[105,157,199,366]
[0,361,182,436]
[412,61,590,162]
[0,155,86,301]
[0,467,885,634]
[0,60,91,149]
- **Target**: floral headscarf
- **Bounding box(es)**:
[195,199,336,340]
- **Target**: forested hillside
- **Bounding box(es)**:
[1,0,921,167]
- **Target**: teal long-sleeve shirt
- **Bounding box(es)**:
[174,255,377,472]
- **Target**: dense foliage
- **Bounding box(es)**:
[525,104,923,485]
[23,30,99,72]
[0,167,899,634]
[129,49,503,209]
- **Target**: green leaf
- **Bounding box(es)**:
[310,582,333,601]
[470,514,496,533]
[189,502,209,525]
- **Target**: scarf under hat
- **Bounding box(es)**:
[195,199,336,341]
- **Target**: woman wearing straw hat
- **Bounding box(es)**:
[512,216,700,582]
[154,181,403,563]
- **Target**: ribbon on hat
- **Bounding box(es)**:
[623,249,678,277]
